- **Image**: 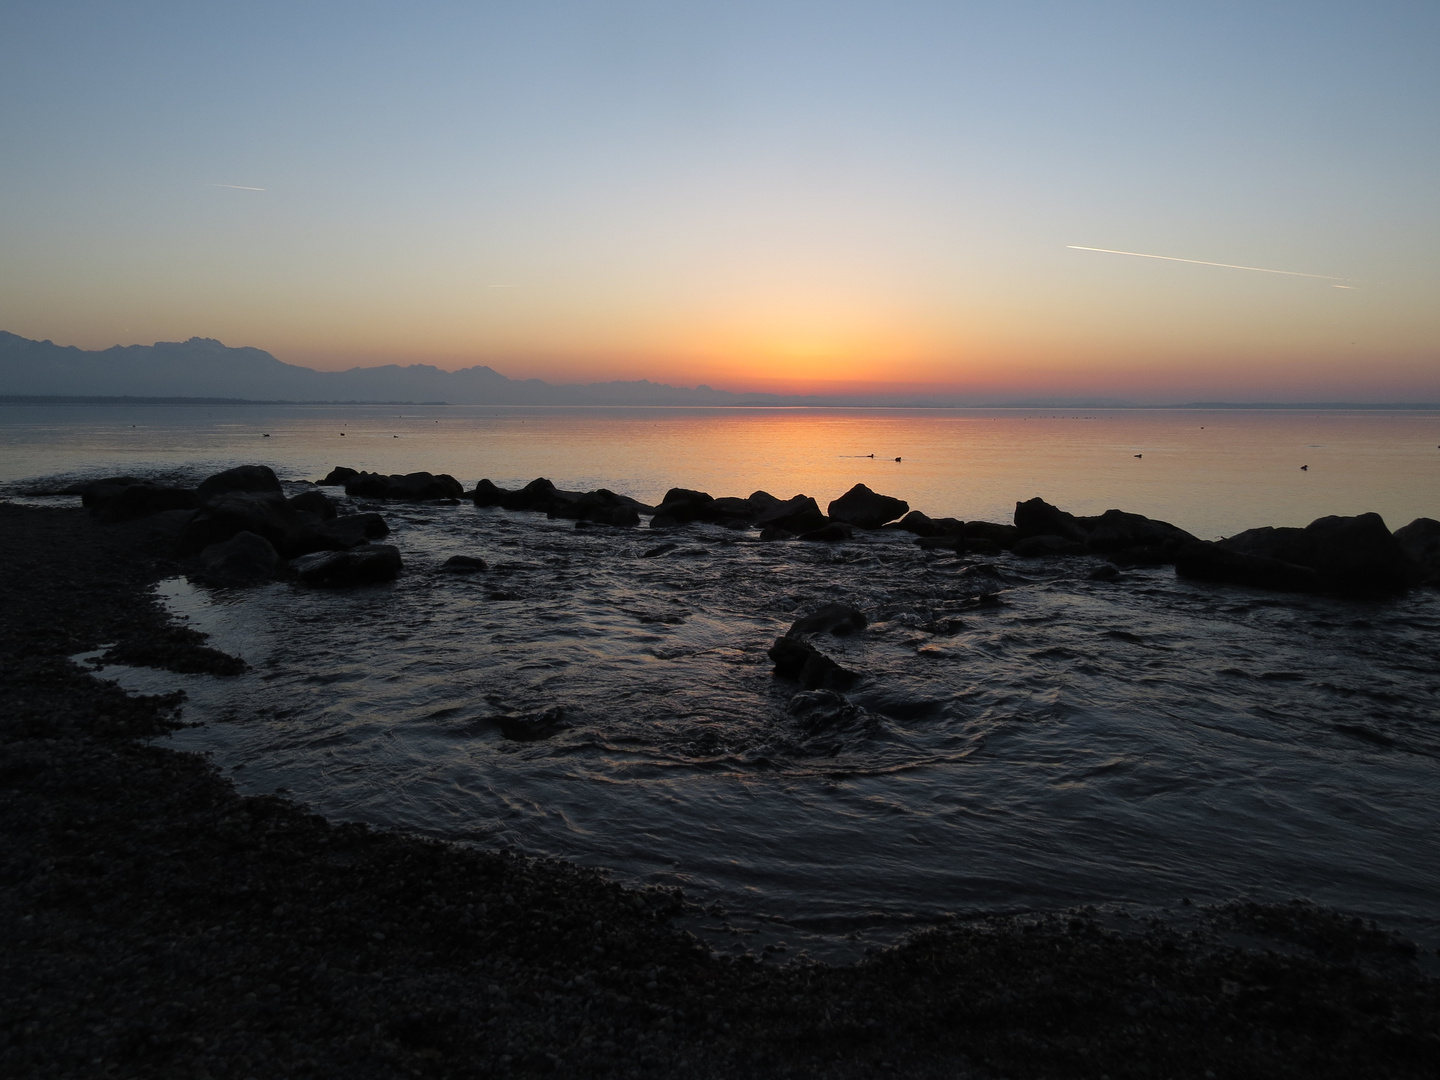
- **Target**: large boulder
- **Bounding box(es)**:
[963,521,1019,550]
[179,491,372,559]
[1175,540,1319,592]
[318,466,360,486]
[343,471,463,501]
[291,544,403,587]
[754,494,827,535]
[1305,513,1423,593]
[548,489,641,527]
[1217,526,1315,566]
[314,513,389,549]
[199,531,281,585]
[197,465,282,503]
[887,511,964,538]
[827,484,909,529]
[287,489,338,520]
[653,488,716,524]
[1394,518,1440,584]
[1014,497,1088,541]
[1083,509,1195,555]
[75,476,144,508]
[93,483,197,524]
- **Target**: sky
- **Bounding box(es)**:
[1,1,1437,401]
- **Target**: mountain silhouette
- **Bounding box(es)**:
[0,333,772,405]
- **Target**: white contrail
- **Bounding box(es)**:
[1067,245,1352,282]
[206,183,266,191]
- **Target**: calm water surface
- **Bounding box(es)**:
[7,405,1439,956]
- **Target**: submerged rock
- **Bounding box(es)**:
[767,636,859,691]
[786,690,865,733]
[787,602,868,637]
[827,483,909,529]
[441,555,488,573]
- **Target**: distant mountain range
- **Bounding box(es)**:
[0,332,1142,408]
[0,332,791,406]
[4,332,1433,409]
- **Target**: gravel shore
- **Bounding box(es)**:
[3,501,1437,1079]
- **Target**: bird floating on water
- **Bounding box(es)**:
[1301,465,1308,471]
[1134,454,1142,458]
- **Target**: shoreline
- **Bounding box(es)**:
[3,501,1439,1078]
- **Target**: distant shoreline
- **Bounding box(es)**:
[3,394,1440,411]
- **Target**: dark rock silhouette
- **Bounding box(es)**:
[199,531,281,584]
[441,555,487,573]
[787,603,867,637]
[1175,541,1320,592]
[196,465,283,503]
[1014,535,1086,557]
[754,494,826,535]
[1394,518,1440,584]
[92,483,197,524]
[798,523,853,542]
[472,478,652,525]
[341,470,464,501]
[767,637,859,691]
[827,483,909,529]
[291,544,403,587]
[887,510,964,538]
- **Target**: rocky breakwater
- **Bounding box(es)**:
[1012,496,1197,563]
[1176,512,1433,595]
[471,477,655,527]
[79,465,399,587]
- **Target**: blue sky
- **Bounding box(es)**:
[2,2,1436,398]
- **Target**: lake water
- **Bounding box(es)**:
[7,404,1440,958]
[4,402,1438,536]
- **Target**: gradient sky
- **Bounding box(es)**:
[2,2,1437,400]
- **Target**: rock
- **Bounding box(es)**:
[177,491,296,555]
[915,535,965,551]
[319,466,360,486]
[798,523,853,542]
[93,483,198,524]
[1082,509,1195,555]
[196,465,284,503]
[754,495,826,535]
[1217,526,1315,566]
[1174,541,1319,592]
[75,476,144,508]
[316,513,389,548]
[1014,497,1088,541]
[343,471,464,501]
[1394,518,1440,583]
[441,555,487,573]
[1014,534,1086,557]
[887,511,963,537]
[641,542,678,558]
[1205,514,1422,594]
[787,602,867,637]
[654,488,716,523]
[759,526,796,542]
[1305,513,1423,593]
[199,531,280,584]
[827,484,909,529]
[547,489,640,527]
[291,544,403,586]
[470,478,507,507]
[288,489,338,520]
[786,690,864,733]
[766,637,858,691]
[1088,563,1121,581]
[963,521,1019,549]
